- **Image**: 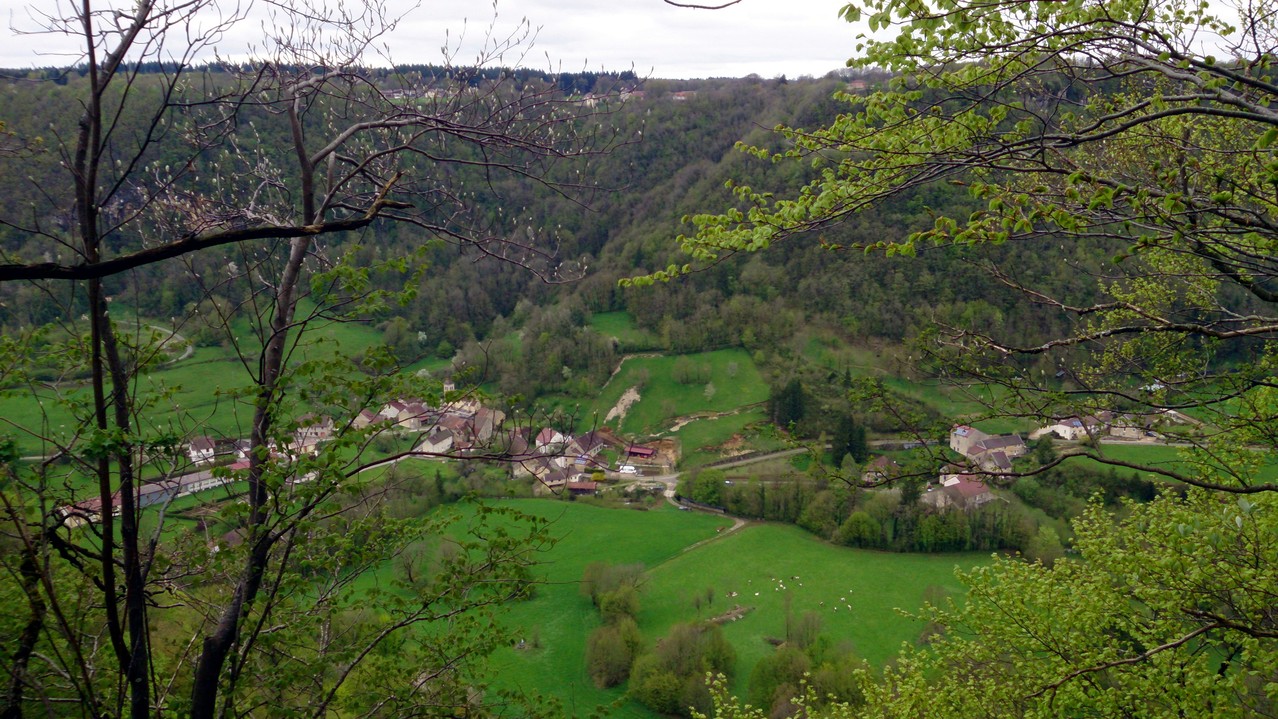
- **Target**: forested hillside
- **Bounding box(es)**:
[0,66,1126,399]
[5,11,1276,711]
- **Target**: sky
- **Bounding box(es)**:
[0,0,863,79]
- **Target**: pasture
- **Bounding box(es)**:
[590,348,769,437]
[797,332,1034,435]
[482,500,733,717]
[672,408,781,468]
[589,311,660,350]
[477,500,987,717]
[1,309,386,455]
[878,376,1033,435]
[640,522,985,672]
[1075,441,1278,483]
[796,331,1045,437]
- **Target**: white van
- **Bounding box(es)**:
[618,465,637,475]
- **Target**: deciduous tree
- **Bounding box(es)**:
[0,1,616,717]
[670,0,1278,713]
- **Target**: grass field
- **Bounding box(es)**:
[481,500,734,717]
[672,409,782,468]
[797,332,1037,437]
[36,471,987,718]
[590,349,769,437]
[1073,441,1278,483]
[1085,443,1187,475]
[2,308,387,455]
[0,346,257,457]
[474,500,987,717]
[800,335,900,377]
[878,377,1034,434]
[401,355,453,375]
[589,311,660,350]
[641,523,985,674]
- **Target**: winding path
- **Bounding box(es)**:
[650,513,749,570]
[145,324,194,363]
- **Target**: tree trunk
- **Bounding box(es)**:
[0,550,45,719]
[190,235,311,719]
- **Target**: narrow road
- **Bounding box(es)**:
[649,513,750,570]
[145,324,193,363]
[605,447,807,502]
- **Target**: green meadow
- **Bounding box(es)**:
[798,331,1035,436]
[483,500,734,717]
[0,345,259,457]
[641,523,985,671]
[1,308,386,455]
[672,409,782,468]
[50,479,985,718]
[1074,441,1278,483]
[589,311,661,350]
[878,376,1033,435]
[479,500,987,717]
[590,348,770,438]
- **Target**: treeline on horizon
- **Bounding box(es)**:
[1,62,639,90]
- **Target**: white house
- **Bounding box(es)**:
[379,399,409,421]
[396,402,432,430]
[418,429,454,455]
[535,428,567,454]
[1044,415,1107,441]
[295,414,334,442]
[471,407,504,442]
[188,436,217,465]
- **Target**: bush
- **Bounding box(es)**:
[629,655,683,715]
[579,562,644,608]
[835,511,882,548]
[748,645,810,711]
[1024,525,1065,567]
[630,623,736,717]
[598,585,640,624]
[585,617,643,688]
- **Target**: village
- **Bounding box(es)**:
[57,377,1203,528]
[56,384,680,525]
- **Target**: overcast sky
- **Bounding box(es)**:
[1,0,862,79]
